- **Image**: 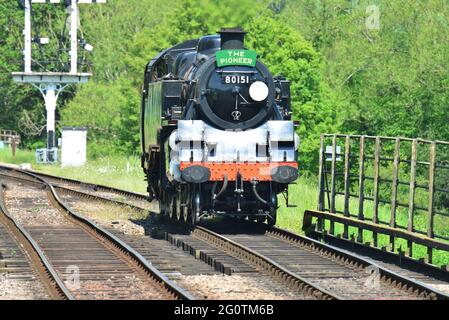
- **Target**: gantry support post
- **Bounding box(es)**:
[13,0,106,163]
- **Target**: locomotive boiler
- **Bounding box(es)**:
[141,28,299,225]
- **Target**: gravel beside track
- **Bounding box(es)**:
[58,191,306,300]
[1,165,448,300]
[1,180,180,300]
[0,223,50,300]
[200,221,445,300]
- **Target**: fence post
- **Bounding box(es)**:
[407,139,418,257]
[313,134,447,267]
[427,141,436,264]
[317,134,325,232]
[357,136,366,243]
[390,138,400,252]
[372,137,381,247]
[11,137,17,157]
[329,135,337,235]
[343,135,351,239]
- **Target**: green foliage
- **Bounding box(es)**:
[283,0,449,142]
[0,2,43,145]
[2,0,448,175]
[0,147,35,165]
[60,0,301,158]
[60,78,140,157]
[245,12,337,171]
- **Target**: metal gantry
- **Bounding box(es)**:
[12,0,106,163]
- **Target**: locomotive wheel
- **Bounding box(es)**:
[191,187,201,225]
[181,186,189,223]
[175,192,182,221]
[168,194,175,220]
[182,202,189,223]
[186,206,192,224]
[159,192,168,216]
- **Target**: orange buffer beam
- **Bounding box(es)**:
[179,162,298,181]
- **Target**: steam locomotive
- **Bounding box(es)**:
[141,28,299,225]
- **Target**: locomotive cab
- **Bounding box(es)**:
[141,28,299,225]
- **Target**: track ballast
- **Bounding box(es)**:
[1,164,448,300]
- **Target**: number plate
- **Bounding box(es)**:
[222,75,251,84]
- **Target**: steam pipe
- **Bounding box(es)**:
[251,179,268,204]
[212,174,228,204]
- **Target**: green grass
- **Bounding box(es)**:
[277,176,318,233]
[0,148,147,193]
[2,147,449,266]
[0,148,37,165]
[278,178,449,266]
[37,156,147,193]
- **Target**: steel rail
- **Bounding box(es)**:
[27,168,149,200]
[187,225,342,300]
[0,164,148,200]
[0,182,74,300]
[0,169,148,213]
[11,172,337,299]
[307,229,449,283]
[266,225,449,300]
[16,170,309,300]
[3,166,448,299]
[1,168,194,300]
[52,184,147,213]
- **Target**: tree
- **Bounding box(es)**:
[246,12,339,172]
[3,0,448,178]
[61,0,274,157]
[282,0,449,143]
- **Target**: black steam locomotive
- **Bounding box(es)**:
[141,28,299,225]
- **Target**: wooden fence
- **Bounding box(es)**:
[0,129,21,146]
[303,134,449,266]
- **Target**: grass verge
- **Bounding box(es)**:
[0,148,147,193]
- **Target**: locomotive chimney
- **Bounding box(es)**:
[219,27,246,50]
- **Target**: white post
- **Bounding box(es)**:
[42,84,58,149]
[24,0,32,73]
[69,0,78,74]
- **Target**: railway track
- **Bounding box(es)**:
[1,165,448,300]
[0,168,193,300]
[0,168,336,299]
[0,166,151,211]
[194,221,449,300]
[0,167,309,299]
[45,177,311,299]
[164,222,449,300]
[0,197,70,300]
